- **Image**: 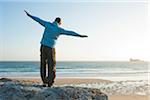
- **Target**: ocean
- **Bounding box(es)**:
[0,61,149,81]
[0,61,149,95]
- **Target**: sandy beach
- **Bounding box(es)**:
[2,77,148,100]
[109,95,149,100]
[9,77,111,85]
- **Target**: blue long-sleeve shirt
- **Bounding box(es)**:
[27,14,82,48]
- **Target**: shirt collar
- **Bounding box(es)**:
[53,21,58,27]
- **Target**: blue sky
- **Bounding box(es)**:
[0,0,149,61]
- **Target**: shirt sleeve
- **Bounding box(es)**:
[27,14,47,27]
[59,28,81,37]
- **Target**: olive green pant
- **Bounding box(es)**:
[40,45,56,85]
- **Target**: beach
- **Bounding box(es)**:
[1,77,149,100]
[0,61,149,99]
[1,0,149,99]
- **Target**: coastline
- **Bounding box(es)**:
[0,77,149,100]
[1,75,148,81]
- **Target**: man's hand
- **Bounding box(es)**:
[24,10,30,16]
[80,35,88,38]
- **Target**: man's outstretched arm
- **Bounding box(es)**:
[24,10,46,27]
[59,28,88,38]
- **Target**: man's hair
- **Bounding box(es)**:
[55,17,61,23]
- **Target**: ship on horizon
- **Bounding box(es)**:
[129,58,145,62]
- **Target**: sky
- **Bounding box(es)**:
[0,0,149,61]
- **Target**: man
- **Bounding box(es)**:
[24,10,88,87]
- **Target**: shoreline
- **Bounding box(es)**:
[0,77,149,100]
[2,77,112,85]
[0,76,149,81]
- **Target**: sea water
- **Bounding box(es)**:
[0,61,149,81]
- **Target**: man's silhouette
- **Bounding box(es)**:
[25,10,88,87]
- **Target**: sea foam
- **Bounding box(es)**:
[60,80,149,96]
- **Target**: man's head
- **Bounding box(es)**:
[55,17,61,25]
